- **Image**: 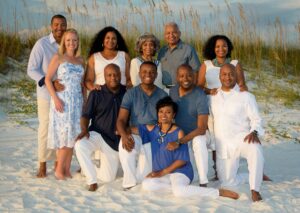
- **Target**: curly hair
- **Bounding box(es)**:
[202,35,233,60]
[88,26,129,57]
[135,33,160,56]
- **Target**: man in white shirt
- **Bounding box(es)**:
[210,64,264,202]
[27,14,67,178]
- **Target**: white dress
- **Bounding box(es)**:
[130,57,164,89]
[94,51,126,85]
[47,62,84,149]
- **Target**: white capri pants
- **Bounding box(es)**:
[217,142,264,192]
[75,131,119,185]
[142,172,219,198]
[119,134,152,188]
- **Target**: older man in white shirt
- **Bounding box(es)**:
[210,64,264,202]
[27,14,67,178]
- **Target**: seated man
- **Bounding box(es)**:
[210,64,265,202]
[75,64,126,191]
[117,61,167,190]
[169,64,212,186]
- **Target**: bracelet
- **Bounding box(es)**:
[175,139,181,146]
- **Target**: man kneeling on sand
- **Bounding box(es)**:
[75,64,126,191]
[210,64,266,202]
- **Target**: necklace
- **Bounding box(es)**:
[157,123,173,144]
[213,58,231,67]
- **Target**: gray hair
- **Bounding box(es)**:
[164,22,180,31]
[135,33,160,56]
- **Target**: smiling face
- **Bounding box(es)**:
[104,64,121,90]
[51,17,67,43]
[219,64,237,91]
[103,31,117,50]
[164,24,181,47]
[215,39,229,59]
[64,32,79,53]
[157,105,175,125]
[176,66,194,90]
[141,40,155,57]
[139,63,157,85]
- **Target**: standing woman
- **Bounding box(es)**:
[45,29,85,180]
[197,34,247,94]
[85,26,131,90]
[130,33,163,88]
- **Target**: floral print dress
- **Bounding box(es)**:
[47,62,84,149]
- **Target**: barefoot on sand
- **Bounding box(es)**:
[36,162,47,178]
[88,183,98,192]
[219,189,239,200]
[251,190,263,202]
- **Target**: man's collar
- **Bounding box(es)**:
[49,33,57,44]
[167,39,183,50]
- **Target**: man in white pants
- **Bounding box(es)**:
[27,14,67,178]
[210,64,265,202]
[169,64,212,187]
[117,61,167,190]
[75,64,126,191]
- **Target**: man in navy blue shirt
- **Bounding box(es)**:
[75,64,126,191]
[169,64,213,187]
[117,61,167,189]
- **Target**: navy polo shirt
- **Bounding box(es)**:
[170,85,209,134]
[82,85,126,151]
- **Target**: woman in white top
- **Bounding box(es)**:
[130,33,163,89]
[85,26,131,90]
[197,35,247,94]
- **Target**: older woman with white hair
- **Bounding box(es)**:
[130,33,164,88]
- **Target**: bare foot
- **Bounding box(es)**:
[263,174,272,181]
[199,183,207,187]
[54,172,66,180]
[36,162,47,178]
[88,183,98,191]
[219,189,239,200]
[251,190,262,202]
[65,171,72,179]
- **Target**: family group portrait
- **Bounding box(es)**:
[0,0,299,212]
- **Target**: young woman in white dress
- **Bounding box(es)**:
[45,29,85,180]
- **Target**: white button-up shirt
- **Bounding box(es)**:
[27,33,59,100]
[210,88,264,159]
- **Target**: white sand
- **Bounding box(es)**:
[0,72,300,212]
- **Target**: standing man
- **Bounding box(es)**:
[117,61,167,190]
[169,64,212,187]
[158,22,200,88]
[75,64,126,191]
[27,14,67,177]
[210,64,265,202]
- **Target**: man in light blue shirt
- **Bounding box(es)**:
[117,61,167,189]
[27,14,67,178]
[158,22,200,87]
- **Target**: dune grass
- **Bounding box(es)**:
[0,0,299,109]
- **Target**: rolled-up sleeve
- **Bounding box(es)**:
[27,40,45,83]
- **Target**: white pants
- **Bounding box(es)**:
[217,142,264,191]
[191,134,213,184]
[75,131,119,185]
[37,98,56,163]
[119,134,152,188]
[142,173,219,198]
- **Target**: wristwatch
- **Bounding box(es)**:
[175,139,181,146]
[252,130,258,136]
